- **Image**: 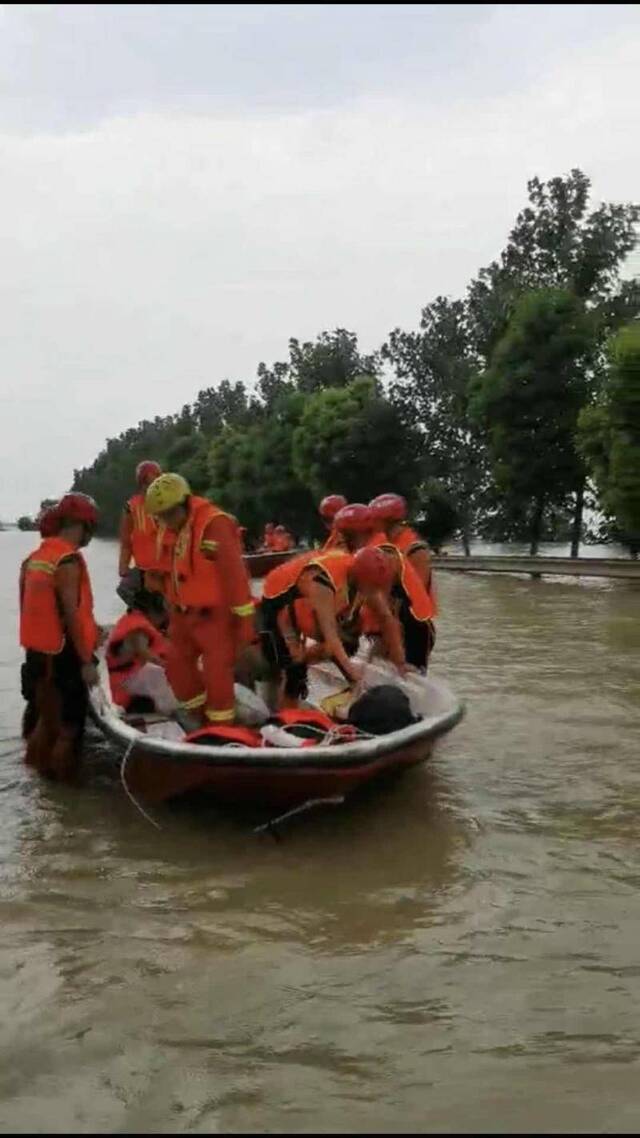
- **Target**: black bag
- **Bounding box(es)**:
[347,684,419,736]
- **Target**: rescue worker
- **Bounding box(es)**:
[145,472,255,727]
[260,545,405,707]
[271,524,295,552]
[259,522,277,552]
[362,541,436,672]
[318,494,347,550]
[19,493,101,779]
[368,493,436,604]
[106,589,169,713]
[330,503,377,553]
[118,460,166,593]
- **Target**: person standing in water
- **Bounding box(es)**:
[19,494,102,780]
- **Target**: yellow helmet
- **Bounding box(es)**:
[145,472,191,515]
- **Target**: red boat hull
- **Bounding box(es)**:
[122,736,434,809]
[243,548,300,579]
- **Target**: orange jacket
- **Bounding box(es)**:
[263,549,354,638]
[106,610,168,708]
[167,496,254,616]
[389,523,437,613]
[321,526,343,551]
[292,551,356,639]
[20,537,98,661]
[262,550,316,600]
[271,532,295,552]
[122,494,161,572]
[361,546,434,634]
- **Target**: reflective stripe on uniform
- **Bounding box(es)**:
[205,707,235,723]
[232,602,254,617]
[179,692,206,711]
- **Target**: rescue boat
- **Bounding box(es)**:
[243,547,302,579]
[89,650,464,818]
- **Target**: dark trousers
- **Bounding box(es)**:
[21,643,89,779]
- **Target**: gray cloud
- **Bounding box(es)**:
[0,4,637,517]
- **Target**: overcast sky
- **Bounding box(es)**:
[0,3,637,517]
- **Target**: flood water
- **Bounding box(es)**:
[1,531,639,1133]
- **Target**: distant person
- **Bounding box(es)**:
[106,589,171,713]
[271,524,295,552]
[19,494,102,779]
[258,522,277,552]
[145,473,255,728]
[118,460,167,594]
[318,494,347,550]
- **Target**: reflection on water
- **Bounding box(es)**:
[1,532,639,1132]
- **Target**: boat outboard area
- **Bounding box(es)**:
[90,641,464,817]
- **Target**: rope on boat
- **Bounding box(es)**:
[120,741,162,830]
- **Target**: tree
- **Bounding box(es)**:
[415,479,460,553]
[384,297,489,554]
[577,322,640,558]
[467,169,638,553]
[208,390,315,542]
[292,375,421,506]
[470,289,595,555]
[257,328,380,406]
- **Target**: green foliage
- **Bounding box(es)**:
[258,329,380,405]
[414,480,460,553]
[384,296,489,550]
[208,390,315,542]
[71,169,637,555]
[470,289,595,553]
[577,323,640,556]
[467,169,639,359]
[292,375,421,506]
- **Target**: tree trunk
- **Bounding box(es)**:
[570,480,585,559]
[529,497,545,557]
[461,529,471,557]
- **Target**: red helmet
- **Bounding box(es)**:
[333,504,373,533]
[350,546,394,590]
[369,493,407,522]
[38,504,60,538]
[319,494,347,522]
[136,460,162,488]
[56,493,99,527]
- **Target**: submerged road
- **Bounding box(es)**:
[0,532,639,1132]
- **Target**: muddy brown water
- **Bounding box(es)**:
[1,532,639,1133]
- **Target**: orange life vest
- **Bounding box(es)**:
[262,550,316,600]
[291,551,355,640]
[263,548,355,640]
[321,526,345,551]
[106,610,168,709]
[166,496,229,609]
[127,494,160,571]
[361,545,434,634]
[19,537,98,659]
[389,523,437,613]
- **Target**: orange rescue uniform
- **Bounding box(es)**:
[119,493,168,591]
[388,522,437,613]
[20,537,98,663]
[106,611,168,709]
[164,497,254,724]
[361,544,435,670]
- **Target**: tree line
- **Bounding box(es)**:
[40,169,638,556]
